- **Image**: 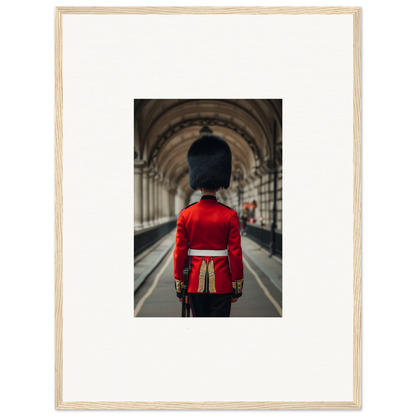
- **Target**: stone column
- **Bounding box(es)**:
[167,189,172,219]
[156,174,163,223]
[152,173,157,224]
[165,181,171,219]
[142,167,150,227]
[134,161,144,229]
[159,176,164,222]
[148,170,155,225]
[154,172,159,224]
[164,183,168,220]
[169,187,175,218]
[175,189,185,214]
[162,180,169,221]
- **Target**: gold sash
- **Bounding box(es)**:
[208,259,216,293]
[197,258,217,293]
[197,259,207,292]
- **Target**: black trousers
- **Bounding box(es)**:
[189,293,232,317]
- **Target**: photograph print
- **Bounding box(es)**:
[133,99,282,317]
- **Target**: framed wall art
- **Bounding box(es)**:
[51,2,366,414]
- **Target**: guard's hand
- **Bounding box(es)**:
[231,297,239,303]
[179,298,182,303]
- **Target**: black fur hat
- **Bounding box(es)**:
[187,135,232,190]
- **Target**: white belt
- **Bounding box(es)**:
[188,249,228,257]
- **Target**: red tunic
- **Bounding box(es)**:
[173,196,244,294]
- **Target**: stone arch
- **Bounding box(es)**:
[136,99,279,166]
[134,99,282,230]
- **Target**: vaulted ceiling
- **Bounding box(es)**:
[134,99,282,200]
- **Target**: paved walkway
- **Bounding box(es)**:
[134,233,282,318]
[133,230,176,292]
[241,235,282,292]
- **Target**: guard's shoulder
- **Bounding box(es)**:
[218,202,235,211]
[180,202,197,212]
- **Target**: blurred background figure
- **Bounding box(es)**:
[241,205,249,235]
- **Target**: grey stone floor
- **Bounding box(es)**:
[134,229,282,317]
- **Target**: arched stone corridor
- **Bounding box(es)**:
[134,99,282,232]
[134,99,283,317]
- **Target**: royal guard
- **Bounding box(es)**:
[173,135,244,317]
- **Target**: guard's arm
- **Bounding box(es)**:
[228,210,244,298]
[173,212,188,298]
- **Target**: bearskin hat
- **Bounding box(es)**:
[187,135,232,190]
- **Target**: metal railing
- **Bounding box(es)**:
[245,223,282,257]
[134,219,177,258]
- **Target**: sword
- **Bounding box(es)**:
[181,260,190,317]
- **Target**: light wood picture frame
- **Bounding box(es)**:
[55,6,361,410]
